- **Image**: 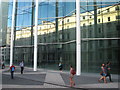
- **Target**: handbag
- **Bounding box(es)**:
[71,69,76,75]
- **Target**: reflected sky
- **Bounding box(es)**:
[7,0,119,30]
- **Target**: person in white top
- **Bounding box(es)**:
[19,61,24,74]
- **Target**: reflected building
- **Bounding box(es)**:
[1,1,120,73]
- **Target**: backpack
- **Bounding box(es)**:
[11,67,15,71]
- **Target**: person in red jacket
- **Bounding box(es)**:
[10,64,15,79]
[69,65,76,87]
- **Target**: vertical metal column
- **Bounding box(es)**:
[93,0,97,66]
[31,0,34,67]
[76,0,81,75]
[10,0,16,66]
[34,0,39,71]
[55,0,59,42]
[94,0,97,37]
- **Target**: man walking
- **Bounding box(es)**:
[19,61,24,74]
[106,61,113,82]
[10,64,15,79]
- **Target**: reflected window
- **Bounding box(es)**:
[89,30,92,37]
[115,6,119,10]
[98,10,100,14]
[90,16,92,18]
[116,25,120,30]
[83,23,86,27]
[89,22,92,26]
[67,33,70,40]
[83,16,85,19]
[67,26,69,29]
[108,17,110,21]
[116,15,120,19]
[107,8,110,12]
[98,19,100,23]
[67,19,69,22]
[98,28,101,33]
[44,37,46,42]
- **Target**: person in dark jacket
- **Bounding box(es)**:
[106,61,113,82]
[58,62,63,72]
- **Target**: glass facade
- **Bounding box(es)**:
[1,0,120,74]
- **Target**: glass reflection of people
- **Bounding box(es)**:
[59,62,63,72]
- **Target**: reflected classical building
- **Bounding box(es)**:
[4,2,120,73]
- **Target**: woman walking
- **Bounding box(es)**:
[98,64,107,83]
[69,65,76,87]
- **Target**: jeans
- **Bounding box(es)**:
[21,67,24,74]
[11,71,14,79]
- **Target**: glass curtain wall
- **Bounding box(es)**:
[7,0,34,67]
[37,0,76,70]
[5,0,120,73]
[81,0,120,73]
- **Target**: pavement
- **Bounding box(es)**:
[1,66,119,90]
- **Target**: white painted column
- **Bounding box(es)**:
[34,0,39,71]
[10,0,16,66]
[76,0,81,75]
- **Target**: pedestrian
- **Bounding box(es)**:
[69,65,76,87]
[58,62,63,72]
[98,64,107,83]
[19,61,24,74]
[1,60,5,69]
[106,61,113,82]
[10,64,15,79]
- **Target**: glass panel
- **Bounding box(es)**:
[12,1,34,67]
[81,0,120,73]
[37,1,76,70]
[2,0,120,74]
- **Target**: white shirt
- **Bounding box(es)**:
[20,62,24,67]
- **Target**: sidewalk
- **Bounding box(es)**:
[2,66,119,89]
